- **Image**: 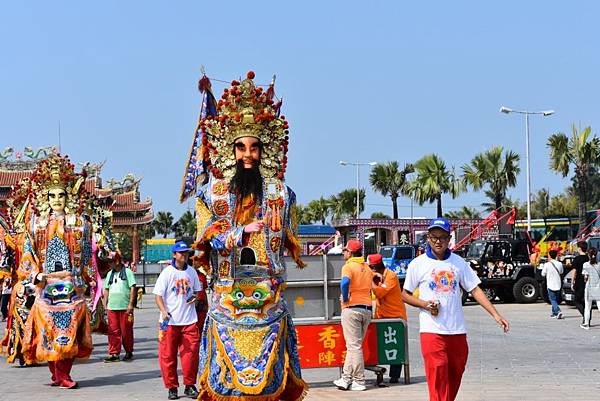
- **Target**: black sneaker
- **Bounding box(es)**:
[184,385,199,398]
[122,352,133,361]
[168,388,179,400]
[104,354,120,363]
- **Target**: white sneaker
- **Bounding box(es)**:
[350,381,367,391]
[580,324,590,330]
[333,378,351,390]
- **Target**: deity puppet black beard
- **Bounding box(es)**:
[229,160,263,204]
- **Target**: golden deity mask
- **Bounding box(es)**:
[201,71,290,181]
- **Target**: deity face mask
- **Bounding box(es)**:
[42,279,76,306]
[222,278,274,319]
[234,137,262,169]
[48,187,67,215]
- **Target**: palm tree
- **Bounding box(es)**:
[548,125,600,230]
[547,187,578,217]
[405,154,461,217]
[444,206,482,219]
[294,204,314,225]
[306,197,331,225]
[448,166,466,200]
[153,211,175,238]
[369,161,414,219]
[174,210,196,238]
[530,188,550,218]
[371,211,391,219]
[462,146,520,212]
[573,168,600,210]
[329,189,365,220]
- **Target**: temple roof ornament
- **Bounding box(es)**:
[106,173,141,191]
[0,147,14,162]
[23,146,57,161]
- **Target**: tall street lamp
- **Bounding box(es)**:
[339,160,377,219]
[500,106,555,232]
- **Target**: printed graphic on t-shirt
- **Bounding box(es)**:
[428,266,458,295]
[172,278,191,296]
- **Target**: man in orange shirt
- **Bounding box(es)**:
[368,253,407,384]
[333,240,373,392]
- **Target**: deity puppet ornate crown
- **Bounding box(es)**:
[8,153,88,224]
[200,71,289,181]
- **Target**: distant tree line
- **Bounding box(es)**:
[146,124,600,235]
[297,124,600,231]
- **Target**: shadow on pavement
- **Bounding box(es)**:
[77,368,162,387]
[307,375,426,389]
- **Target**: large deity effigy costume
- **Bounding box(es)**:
[180,71,307,401]
[0,208,35,366]
[8,154,95,387]
[85,196,117,335]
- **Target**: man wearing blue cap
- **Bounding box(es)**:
[153,240,201,400]
[402,218,509,401]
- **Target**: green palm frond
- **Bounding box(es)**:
[462,146,520,210]
[369,161,414,218]
[405,154,452,216]
[547,132,571,176]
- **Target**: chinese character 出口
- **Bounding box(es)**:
[385,349,398,361]
[384,326,397,345]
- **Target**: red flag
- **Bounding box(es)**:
[506,208,516,225]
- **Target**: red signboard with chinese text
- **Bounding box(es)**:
[295,323,378,368]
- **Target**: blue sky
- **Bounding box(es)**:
[2,1,599,221]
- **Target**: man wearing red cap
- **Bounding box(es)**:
[368,253,407,383]
[333,239,373,392]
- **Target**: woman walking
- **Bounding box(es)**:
[581,247,600,330]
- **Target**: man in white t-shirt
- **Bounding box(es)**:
[540,249,564,319]
[153,241,201,400]
[402,218,509,401]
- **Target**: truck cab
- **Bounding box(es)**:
[379,245,418,283]
[465,239,539,303]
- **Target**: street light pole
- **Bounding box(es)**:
[356,162,360,219]
[525,113,531,233]
[500,106,555,232]
[340,160,378,219]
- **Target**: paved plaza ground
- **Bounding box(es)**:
[2,295,600,401]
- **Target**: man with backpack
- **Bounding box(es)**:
[102,251,137,362]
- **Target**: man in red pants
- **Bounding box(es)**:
[102,252,137,362]
[402,218,510,401]
[154,241,202,400]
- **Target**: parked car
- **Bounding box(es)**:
[561,269,597,308]
[561,269,575,305]
[379,244,418,285]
